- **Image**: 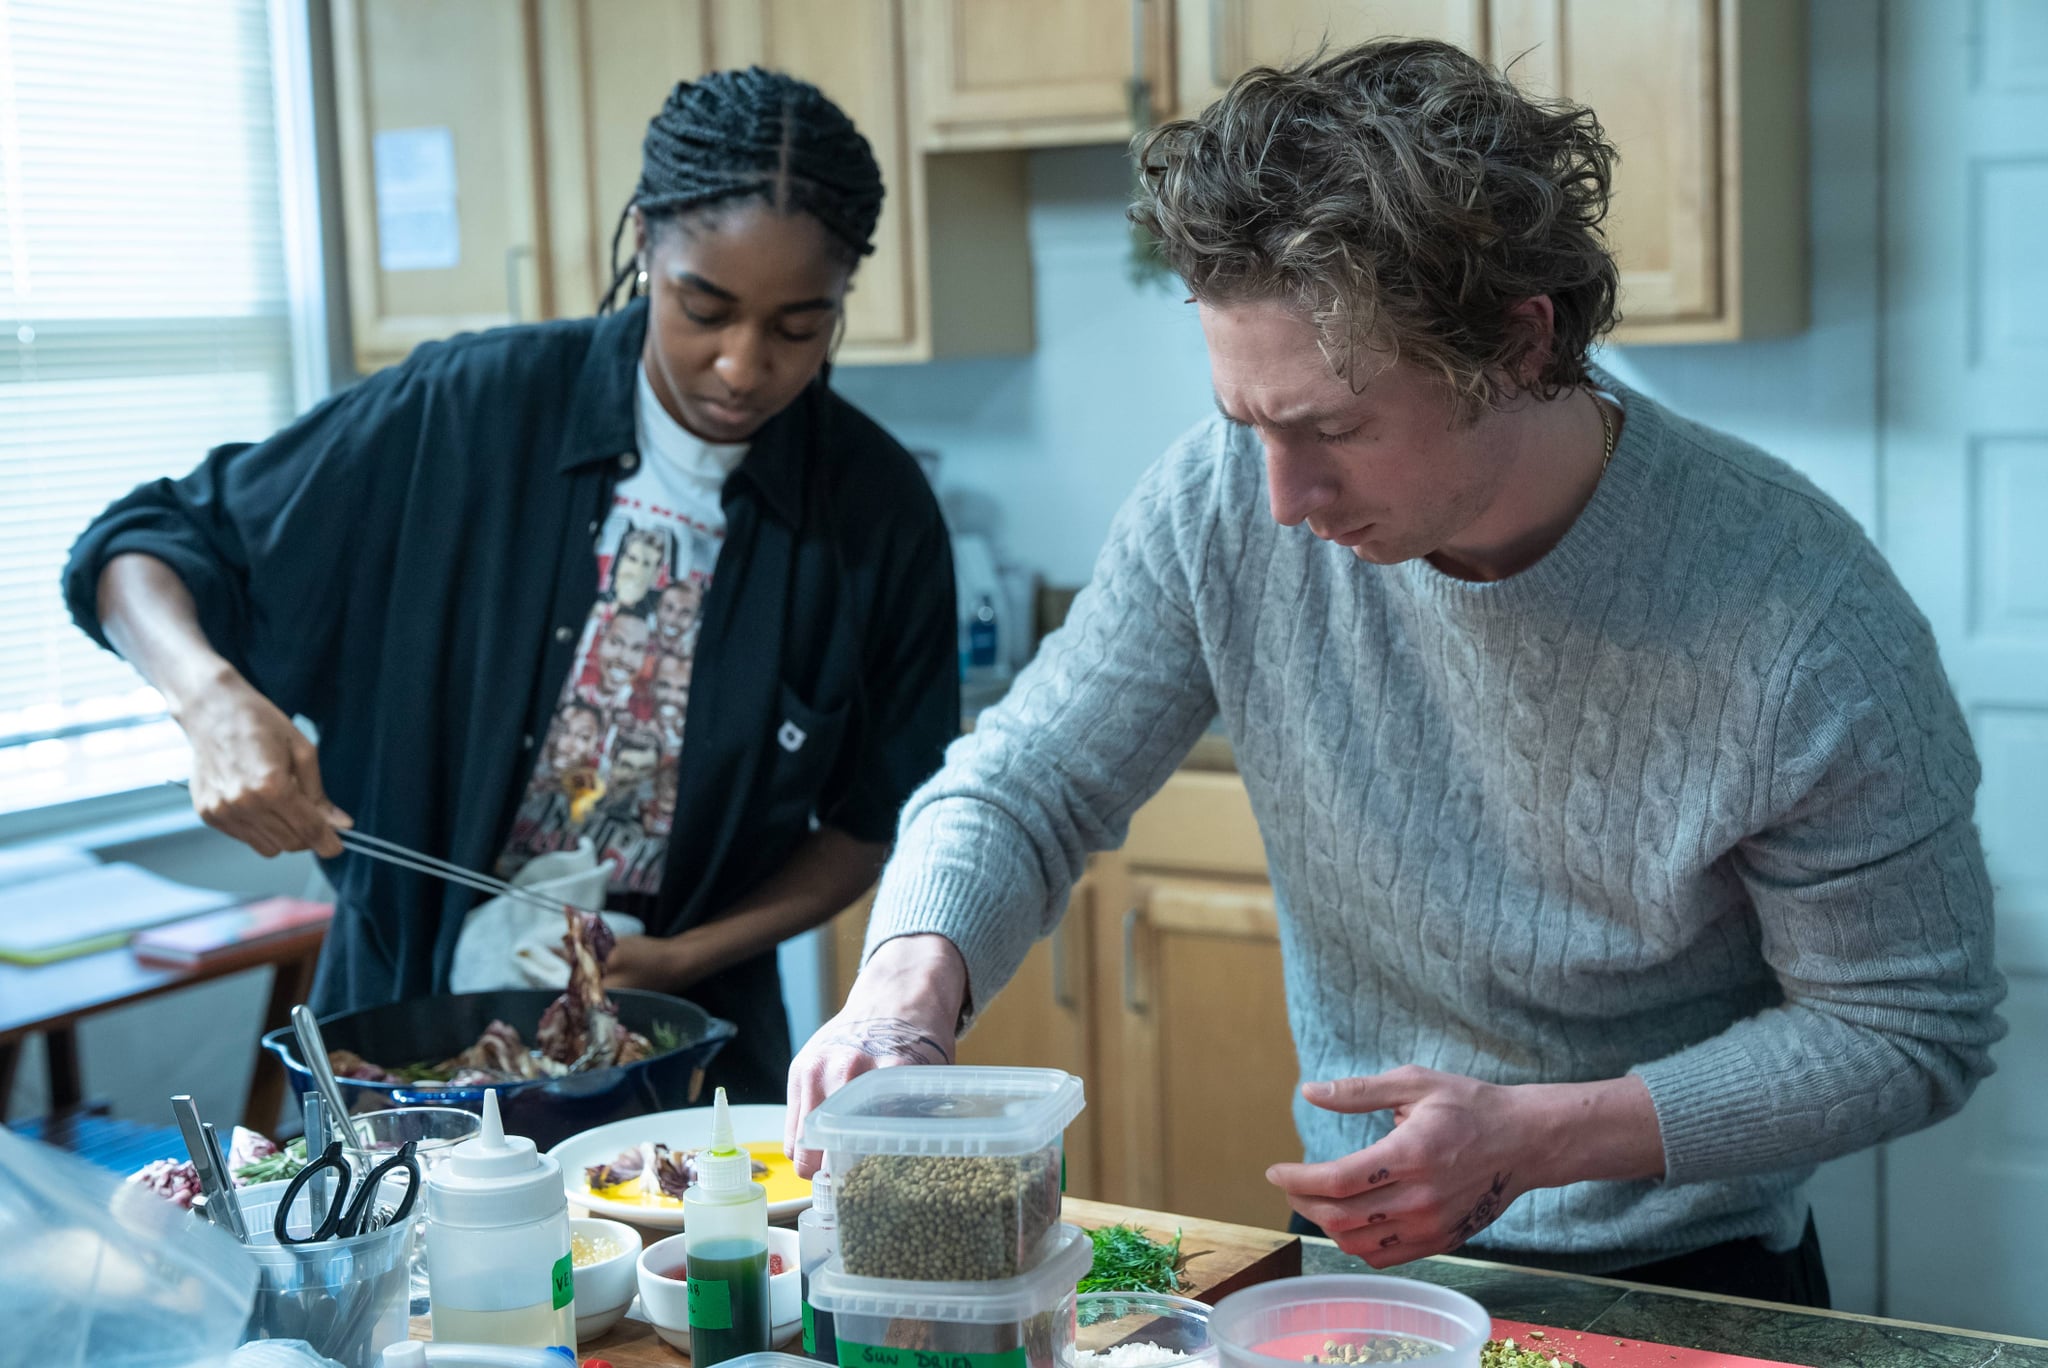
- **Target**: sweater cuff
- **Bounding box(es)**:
[862,826,1044,1030]
[1631,1032,1789,1186]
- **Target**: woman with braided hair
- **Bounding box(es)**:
[65,69,958,1102]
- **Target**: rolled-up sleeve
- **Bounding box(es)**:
[63,368,419,718]
[1633,547,2007,1185]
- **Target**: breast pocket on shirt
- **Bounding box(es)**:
[761,680,851,830]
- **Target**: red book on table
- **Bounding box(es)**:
[129,897,333,967]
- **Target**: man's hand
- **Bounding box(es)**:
[1265,1065,1664,1267]
[785,933,968,1176]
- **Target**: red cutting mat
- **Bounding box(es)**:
[1491,1319,1815,1368]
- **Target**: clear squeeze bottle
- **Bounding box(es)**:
[797,1168,838,1363]
[685,1087,772,1367]
[424,1089,576,1351]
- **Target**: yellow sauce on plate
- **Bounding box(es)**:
[590,1141,809,1208]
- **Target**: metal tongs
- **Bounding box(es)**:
[162,780,598,919]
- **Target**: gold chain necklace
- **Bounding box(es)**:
[1594,391,1617,474]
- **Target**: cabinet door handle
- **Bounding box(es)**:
[1122,907,1147,1014]
[1051,917,1076,1011]
[505,244,534,321]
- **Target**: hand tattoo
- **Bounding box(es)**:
[1449,1171,1511,1243]
[1365,1212,1387,1225]
[822,1016,952,1064]
[1377,1233,1400,1249]
[1367,1168,1390,1185]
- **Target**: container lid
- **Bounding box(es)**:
[808,1168,834,1221]
[712,1357,818,1368]
[426,1089,566,1228]
[691,1088,759,1197]
[803,1065,1084,1157]
[808,1222,1092,1321]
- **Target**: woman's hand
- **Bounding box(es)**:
[602,933,699,993]
[1265,1065,1665,1267]
[784,933,968,1175]
[177,671,350,858]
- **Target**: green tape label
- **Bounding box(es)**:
[690,1276,733,1330]
[550,1251,574,1311]
[838,1342,1027,1368]
[803,1300,817,1353]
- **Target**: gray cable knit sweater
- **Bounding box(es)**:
[864,374,2006,1271]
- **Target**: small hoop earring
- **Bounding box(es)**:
[635,268,649,293]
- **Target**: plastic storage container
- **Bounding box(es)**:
[237,1178,416,1367]
[1067,1292,1217,1368]
[804,1065,1084,1281]
[1208,1276,1488,1368]
[809,1221,1094,1368]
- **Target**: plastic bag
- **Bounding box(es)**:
[0,1124,258,1368]
[448,839,637,992]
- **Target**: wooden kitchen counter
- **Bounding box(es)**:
[413,1198,2048,1366]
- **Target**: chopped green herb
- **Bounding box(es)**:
[235,1136,308,1186]
[1078,1223,1184,1295]
[651,1020,682,1053]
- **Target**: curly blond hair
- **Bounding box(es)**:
[1132,39,1620,421]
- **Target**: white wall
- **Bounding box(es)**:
[835,0,1886,1314]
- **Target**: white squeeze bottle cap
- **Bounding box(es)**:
[695,1087,758,1196]
[427,1088,566,1226]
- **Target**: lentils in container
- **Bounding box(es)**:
[807,1219,1095,1368]
[803,1065,1083,1282]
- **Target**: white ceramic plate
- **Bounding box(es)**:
[548,1103,810,1229]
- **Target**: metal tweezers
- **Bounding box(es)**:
[165,780,599,919]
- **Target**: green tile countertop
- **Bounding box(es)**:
[1301,1240,2048,1366]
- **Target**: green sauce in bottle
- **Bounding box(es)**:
[684,1090,773,1367]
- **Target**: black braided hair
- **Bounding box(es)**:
[600,67,885,313]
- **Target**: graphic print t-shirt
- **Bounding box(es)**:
[496,368,748,894]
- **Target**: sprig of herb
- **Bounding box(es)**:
[1078,1223,1184,1295]
[234,1136,307,1186]
[651,1020,682,1054]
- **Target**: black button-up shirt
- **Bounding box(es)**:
[64,300,958,1100]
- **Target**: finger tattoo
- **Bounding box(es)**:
[1365,1212,1387,1225]
[1367,1168,1390,1186]
[1377,1234,1400,1249]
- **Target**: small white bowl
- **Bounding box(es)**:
[571,1216,642,1341]
[636,1225,801,1352]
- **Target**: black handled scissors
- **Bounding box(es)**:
[273,1138,421,1244]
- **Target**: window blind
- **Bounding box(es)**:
[0,0,297,812]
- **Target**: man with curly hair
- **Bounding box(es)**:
[789,40,2004,1304]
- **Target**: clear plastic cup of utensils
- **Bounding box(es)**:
[340,1105,483,1303]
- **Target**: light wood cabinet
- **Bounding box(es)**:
[337,0,1027,372]
[1089,770,1299,1229]
[331,0,551,369]
[1489,0,1806,342]
[533,0,713,324]
[1174,0,1485,115]
[910,0,1174,151]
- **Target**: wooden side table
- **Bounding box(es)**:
[0,907,330,1132]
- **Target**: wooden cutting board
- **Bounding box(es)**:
[1490,1319,1815,1368]
[1061,1196,1303,1304]
[418,1197,1303,1366]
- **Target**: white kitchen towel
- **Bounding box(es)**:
[448,840,641,991]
